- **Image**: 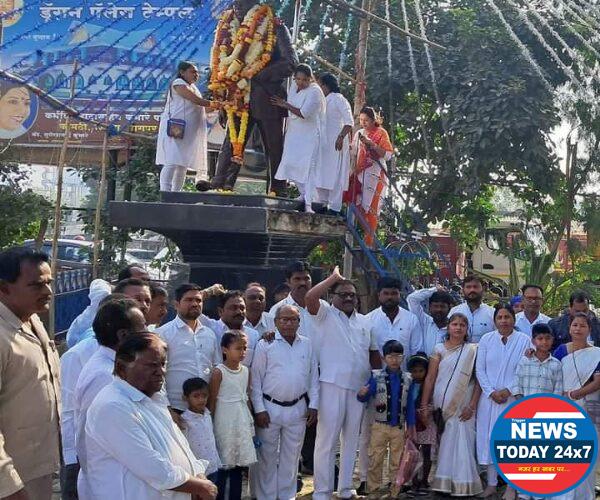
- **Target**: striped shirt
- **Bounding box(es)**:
[512,353,563,397]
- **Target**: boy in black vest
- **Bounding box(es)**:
[357,340,414,496]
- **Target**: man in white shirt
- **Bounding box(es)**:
[307,266,377,500]
[84,333,217,500]
[448,275,495,343]
[515,284,550,336]
[200,289,259,366]
[251,305,319,500]
[74,297,147,497]
[268,261,328,473]
[407,285,454,355]
[60,279,153,497]
[358,277,421,492]
[243,282,273,335]
[147,284,169,330]
[156,283,220,412]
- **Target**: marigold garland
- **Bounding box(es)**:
[209,4,276,163]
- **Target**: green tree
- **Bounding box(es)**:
[0,155,52,250]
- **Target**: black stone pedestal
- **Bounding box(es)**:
[109,192,346,300]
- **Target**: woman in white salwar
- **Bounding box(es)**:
[271,64,326,213]
[156,61,219,192]
[476,304,532,499]
[551,312,600,500]
[420,313,483,497]
[315,73,354,215]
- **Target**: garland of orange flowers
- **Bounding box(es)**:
[209,4,276,163]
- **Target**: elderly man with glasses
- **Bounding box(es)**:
[250,304,319,500]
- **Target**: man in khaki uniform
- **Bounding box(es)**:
[0,247,60,500]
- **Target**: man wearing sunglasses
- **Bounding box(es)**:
[305,266,379,500]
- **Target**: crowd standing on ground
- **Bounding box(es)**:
[2,248,600,500]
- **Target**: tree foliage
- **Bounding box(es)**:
[0,153,52,250]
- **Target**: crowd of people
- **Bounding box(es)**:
[156,60,392,241]
[2,247,600,500]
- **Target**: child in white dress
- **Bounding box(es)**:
[181,377,221,482]
[208,330,257,500]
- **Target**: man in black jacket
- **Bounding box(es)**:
[204,0,298,196]
[549,290,600,348]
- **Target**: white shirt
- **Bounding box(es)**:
[515,311,551,336]
[182,409,221,475]
[74,346,116,473]
[251,331,319,413]
[243,312,274,336]
[448,302,495,343]
[85,379,205,500]
[367,306,423,367]
[60,336,99,464]
[200,316,259,367]
[407,287,447,356]
[311,302,372,392]
[156,316,221,411]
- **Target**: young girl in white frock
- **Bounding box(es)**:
[208,330,257,500]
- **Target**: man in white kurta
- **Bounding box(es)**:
[243,283,274,335]
[475,328,531,487]
[306,267,374,500]
[84,335,214,500]
[274,68,326,211]
[316,74,354,213]
[251,305,319,500]
[74,299,147,497]
[156,284,221,411]
[448,276,495,343]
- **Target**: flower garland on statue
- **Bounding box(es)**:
[209,4,276,163]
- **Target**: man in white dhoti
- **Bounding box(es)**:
[271,64,326,213]
[315,73,354,215]
[156,61,220,192]
[306,266,377,500]
[84,334,217,499]
[475,304,531,498]
[251,305,319,500]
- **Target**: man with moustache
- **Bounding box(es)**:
[448,275,495,343]
[243,282,273,335]
[201,290,259,366]
[157,284,221,412]
[407,285,455,355]
[306,267,378,500]
[0,247,60,500]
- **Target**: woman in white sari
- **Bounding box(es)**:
[420,313,483,497]
[552,312,600,500]
[476,304,532,499]
[271,64,326,213]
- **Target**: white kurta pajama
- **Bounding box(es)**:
[85,379,206,500]
[316,92,354,212]
[311,302,372,500]
[275,82,326,207]
[156,78,208,191]
[251,332,319,500]
[476,330,532,466]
